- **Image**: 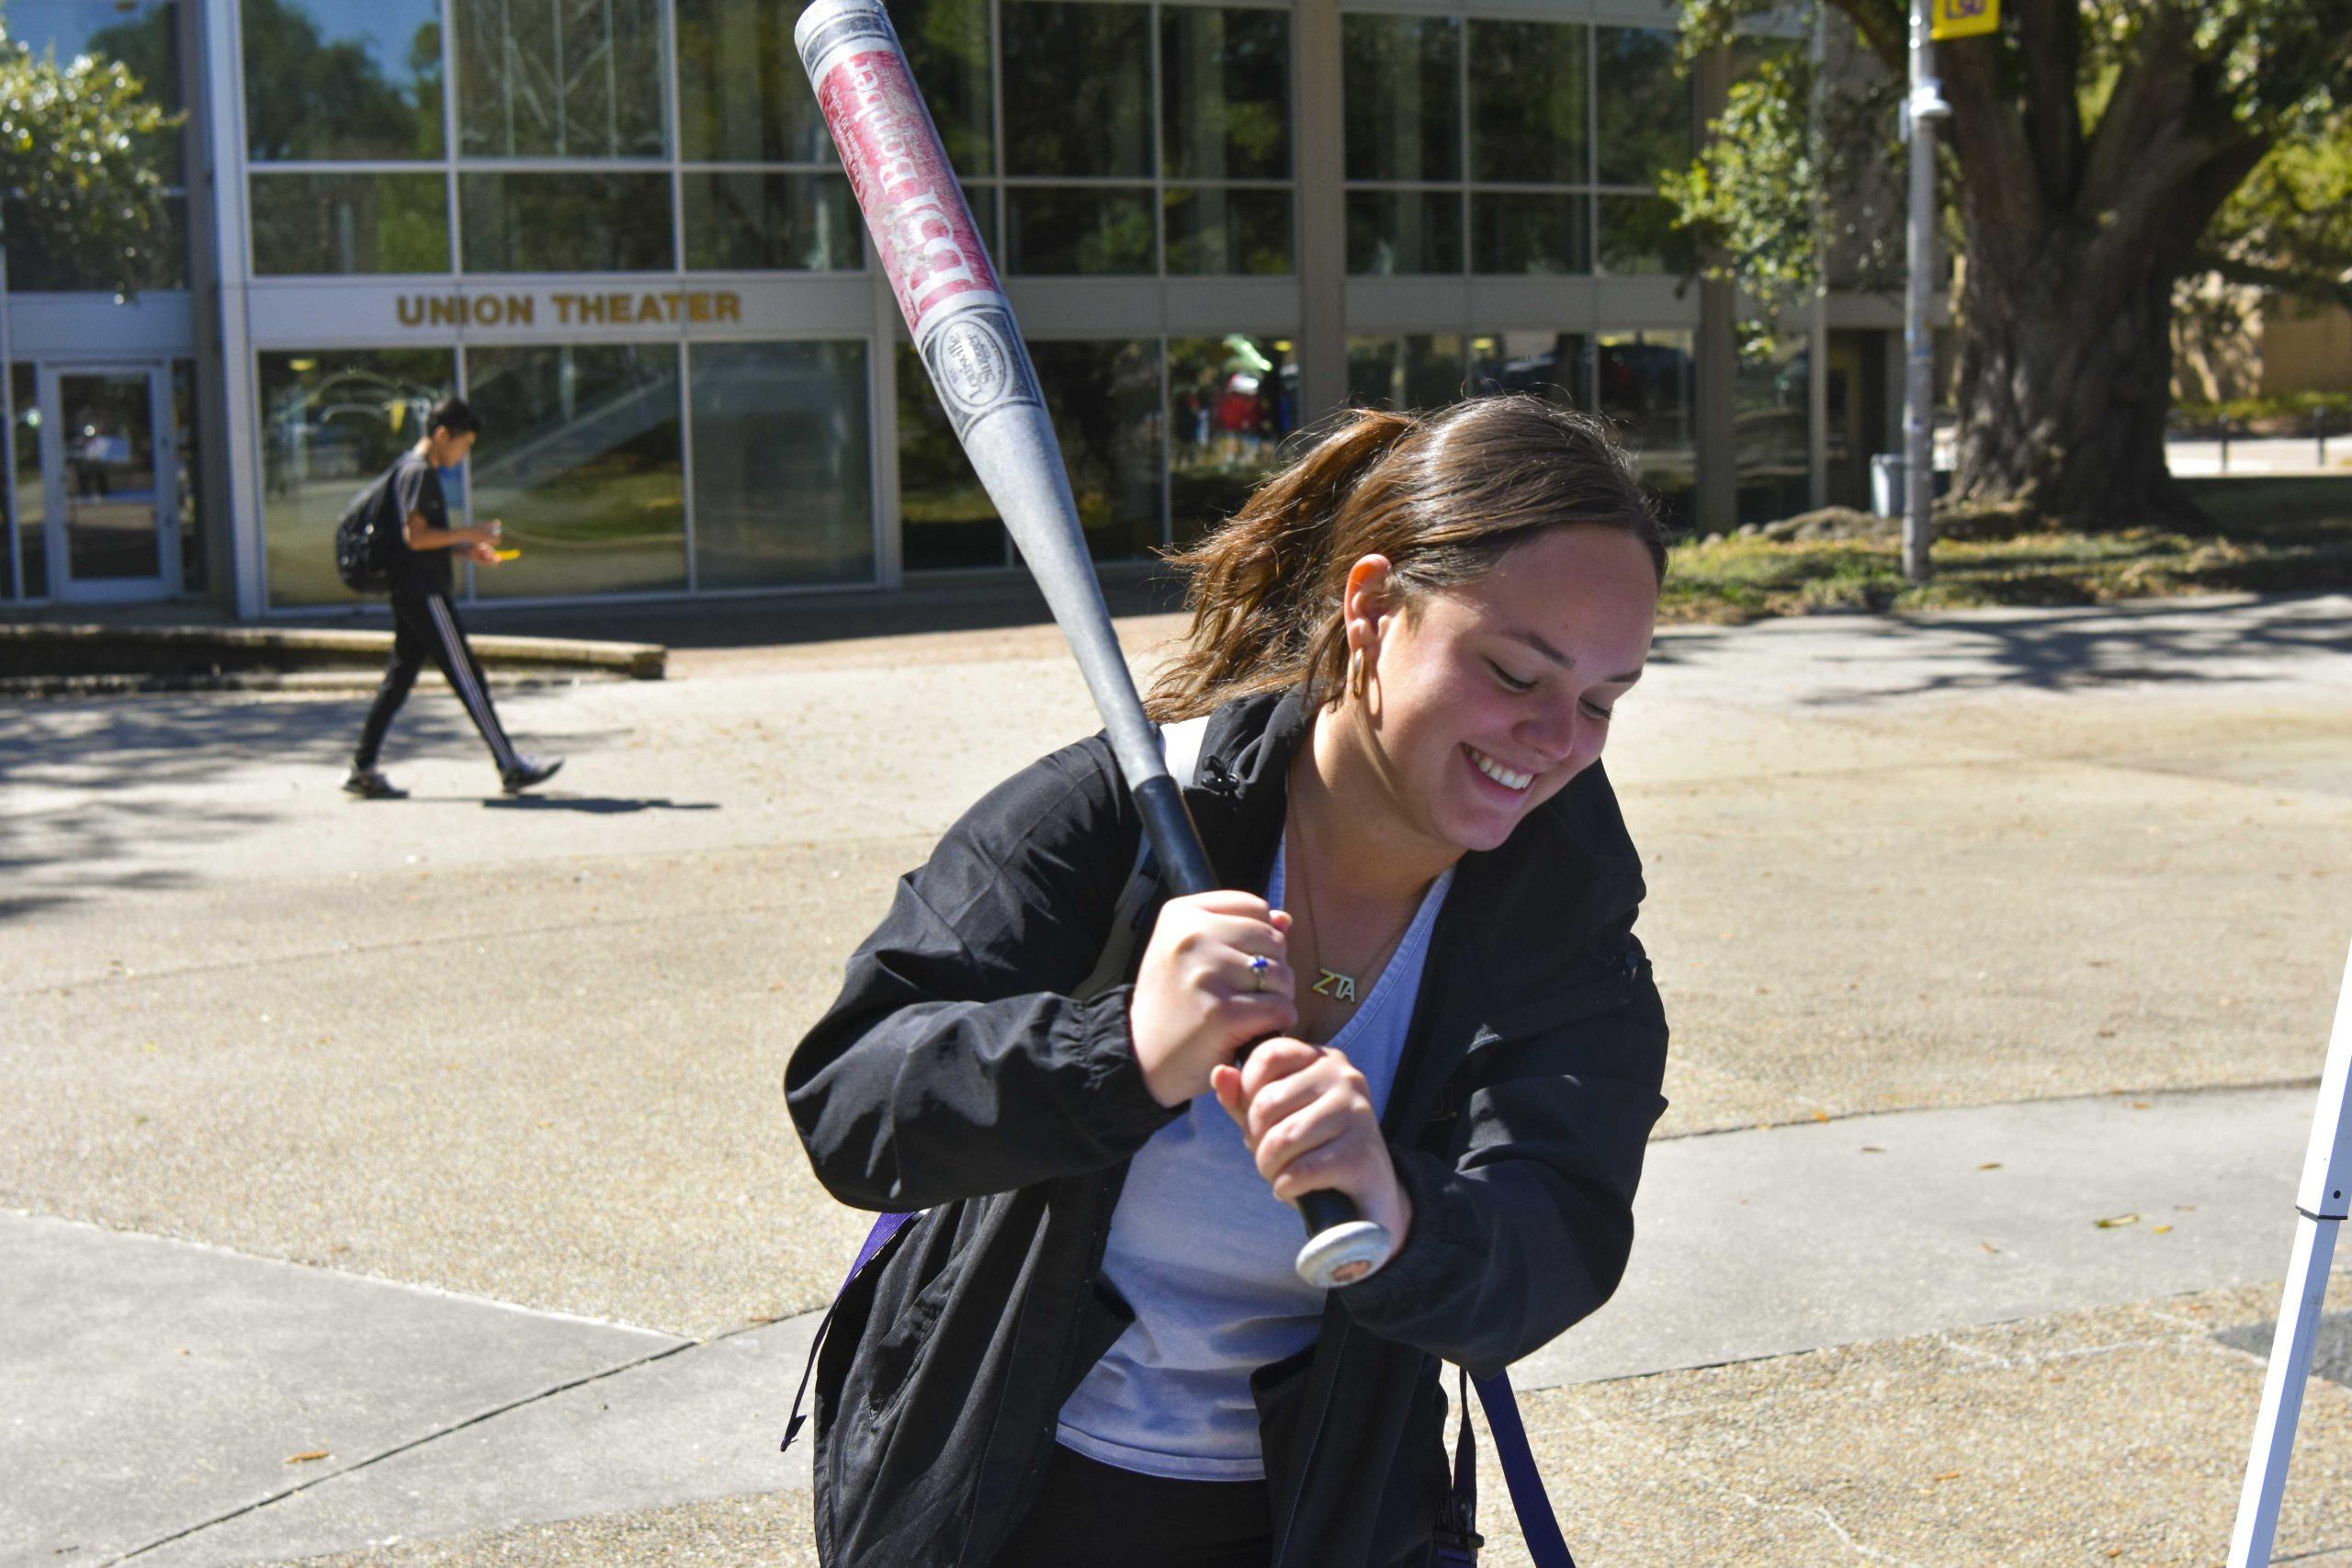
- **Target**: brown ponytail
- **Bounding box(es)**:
[1146,393,1666,723]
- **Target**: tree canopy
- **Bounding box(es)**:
[1663,0,2352,526]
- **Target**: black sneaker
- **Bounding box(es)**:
[500,755,564,795]
[343,766,407,800]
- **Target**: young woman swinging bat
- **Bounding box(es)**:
[786,392,1672,1568]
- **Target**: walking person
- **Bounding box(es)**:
[344,397,561,800]
[786,393,1672,1566]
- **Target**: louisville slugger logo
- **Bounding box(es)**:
[921,308,1042,435]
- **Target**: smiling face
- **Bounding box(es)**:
[1334,524,1659,863]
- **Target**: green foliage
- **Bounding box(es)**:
[1667,0,2352,326]
[2199,108,2352,313]
[0,15,179,297]
[1657,56,1817,310]
[1661,513,2352,624]
[1658,25,1909,353]
[2173,389,2352,427]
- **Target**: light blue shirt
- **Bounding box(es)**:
[1056,839,1454,1480]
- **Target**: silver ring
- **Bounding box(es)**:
[1249,953,1272,992]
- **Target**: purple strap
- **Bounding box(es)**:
[780,1211,919,1454]
[1471,1373,1574,1568]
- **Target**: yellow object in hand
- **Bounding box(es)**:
[493,548,521,561]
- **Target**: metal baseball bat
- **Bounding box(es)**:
[796,0,1390,1290]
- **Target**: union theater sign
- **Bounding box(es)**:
[394,288,747,328]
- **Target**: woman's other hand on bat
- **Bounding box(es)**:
[1213,1041,1412,1247]
[1129,892,1295,1107]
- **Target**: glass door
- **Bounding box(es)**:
[41,364,179,602]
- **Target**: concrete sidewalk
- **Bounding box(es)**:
[10,1083,2344,1565]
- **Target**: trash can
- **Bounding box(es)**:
[1870,453,1905,518]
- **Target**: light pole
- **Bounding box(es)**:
[1902,0,1948,583]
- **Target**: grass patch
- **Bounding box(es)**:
[1661,515,2352,625]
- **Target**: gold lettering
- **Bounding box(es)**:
[554,294,576,324]
[607,292,632,322]
[398,295,426,327]
[472,295,501,325]
[662,291,684,321]
[636,295,662,323]
[685,292,710,323]
[578,295,606,323]
[506,295,534,326]
[716,291,741,322]
[429,297,466,326]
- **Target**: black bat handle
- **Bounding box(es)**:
[1129,773,1397,1289]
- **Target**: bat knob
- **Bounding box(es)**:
[1294,1218,1395,1290]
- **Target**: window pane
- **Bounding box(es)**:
[4,0,184,289]
[11,366,47,599]
[5,192,187,292]
[456,0,665,158]
[1346,335,1464,411]
[1598,193,1694,276]
[1342,15,1459,184]
[459,174,674,272]
[684,173,860,271]
[1162,7,1289,182]
[243,0,443,159]
[251,172,450,275]
[259,349,455,606]
[1597,330,1694,526]
[1468,20,1584,186]
[893,0,994,175]
[466,344,686,597]
[1165,188,1291,276]
[1736,334,1810,525]
[675,0,826,163]
[17,0,184,177]
[900,338,1162,569]
[1471,192,1589,276]
[1170,334,1295,541]
[1005,187,1154,275]
[898,342,1001,570]
[1469,332,1591,408]
[690,341,873,589]
[1346,190,1460,276]
[1596,27,1690,187]
[1002,2,1151,178]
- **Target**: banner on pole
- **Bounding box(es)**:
[1931,0,1999,39]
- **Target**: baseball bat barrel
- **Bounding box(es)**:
[797,0,1391,1290]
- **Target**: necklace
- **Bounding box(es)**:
[1285,808,1425,1010]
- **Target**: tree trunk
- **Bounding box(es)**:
[1949,232,2201,530]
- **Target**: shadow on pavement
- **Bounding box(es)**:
[481,796,718,815]
[0,695,626,916]
[1792,592,2352,703]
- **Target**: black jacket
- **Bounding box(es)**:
[786,688,1669,1567]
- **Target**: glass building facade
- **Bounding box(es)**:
[2,0,1895,617]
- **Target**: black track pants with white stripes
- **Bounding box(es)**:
[354,587,519,775]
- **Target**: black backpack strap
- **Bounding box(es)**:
[1435,1365,1485,1564]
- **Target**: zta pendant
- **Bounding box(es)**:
[1312,968,1358,1004]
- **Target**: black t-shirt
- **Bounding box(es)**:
[384,452,454,595]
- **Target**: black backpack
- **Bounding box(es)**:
[333,461,405,592]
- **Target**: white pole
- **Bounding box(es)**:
[2229,941,2352,1567]
[1901,0,1946,582]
